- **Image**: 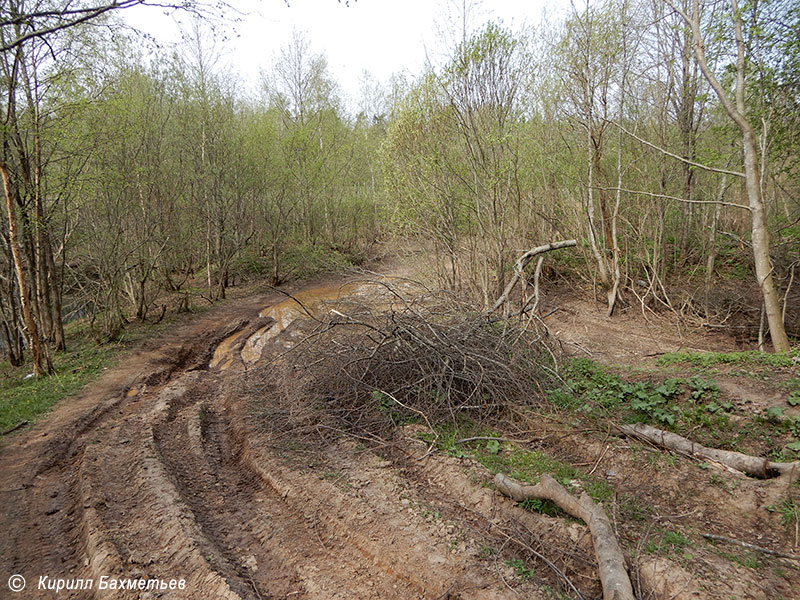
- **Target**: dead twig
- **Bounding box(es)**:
[259,282,560,446]
[495,525,587,600]
[701,533,800,561]
[2,420,28,436]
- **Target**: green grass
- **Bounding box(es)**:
[0,335,119,434]
[429,425,616,504]
[767,499,800,527]
[645,529,691,554]
[657,349,799,368]
[0,298,220,436]
[714,549,762,570]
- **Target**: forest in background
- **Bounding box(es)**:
[0,0,798,377]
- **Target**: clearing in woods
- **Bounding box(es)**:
[1,269,798,600]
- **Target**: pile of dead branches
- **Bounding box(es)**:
[254,281,561,443]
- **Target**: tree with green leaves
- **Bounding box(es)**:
[664,0,791,351]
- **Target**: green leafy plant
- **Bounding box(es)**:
[520,497,561,517]
[767,406,786,420]
[767,500,800,527]
[505,558,536,580]
[688,377,720,401]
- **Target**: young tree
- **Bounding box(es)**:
[559,0,627,314]
[665,0,791,351]
[441,21,531,304]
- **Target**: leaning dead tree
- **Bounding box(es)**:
[487,240,577,315]
[495,473,634,600]
[620,423,799,479]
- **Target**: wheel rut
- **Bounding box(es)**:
[0,283,543,600]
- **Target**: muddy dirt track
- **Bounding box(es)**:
[0,282,547,600]
[1,279,798,599]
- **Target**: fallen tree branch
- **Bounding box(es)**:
[487,240,577,315]
[2,420,28,436]
[455,436,537,445]
[494,473,634,600]
[619,423,799,479]
[701,533,800,561]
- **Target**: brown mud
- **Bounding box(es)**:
[1,276,798,599]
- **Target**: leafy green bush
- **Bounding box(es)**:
[281,242,352,279]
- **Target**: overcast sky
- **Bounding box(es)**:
[124,0,568,108]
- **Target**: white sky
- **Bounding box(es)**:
[124,0,568,107]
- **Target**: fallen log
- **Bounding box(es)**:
[487,240,577,315]
[495,473,634,600]
[619,423,799,479]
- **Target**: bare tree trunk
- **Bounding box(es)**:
[705,178,725,320]
[587,124,611,292]
[668,0,791,351]
[44,232,65,350]
[1,163,51,376]
[744,129,790,351]
[677,15,699,260]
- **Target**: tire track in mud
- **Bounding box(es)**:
[6,279,797,600]
[0,298,265,599]
[1,285,533,600]
[152,389,424,600]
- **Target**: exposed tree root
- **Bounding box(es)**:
[494,473,634,600]
[619,423,799,479]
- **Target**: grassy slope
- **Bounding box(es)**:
[0,326,120,434]
[0,300,219,435]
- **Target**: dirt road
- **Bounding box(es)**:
[2,279,798,599]
[0,283,545,599]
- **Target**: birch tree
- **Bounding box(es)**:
[665,0,791,351]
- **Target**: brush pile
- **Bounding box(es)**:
[250,280,561,444]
